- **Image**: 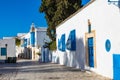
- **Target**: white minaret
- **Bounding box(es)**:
[30,23,35,32]
[30,23,36,60]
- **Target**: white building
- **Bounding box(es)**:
[0,39,16,62]
[54,0,120,79]
[17,23,50,60]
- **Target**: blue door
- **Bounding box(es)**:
[88,37,94,67]
[113,54,120,80]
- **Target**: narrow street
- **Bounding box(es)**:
[0,60,111,80]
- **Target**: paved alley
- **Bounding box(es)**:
[0,60,111,80]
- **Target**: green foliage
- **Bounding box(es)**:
[40,0,82,41]
[48,41,56,50]
[15,38,21,46]
[36,52,41,56]
[40,0,82,50]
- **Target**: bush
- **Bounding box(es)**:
[48,41,56,50]
[15,38,21,46]
[36,52,41,56]
[7,57,17,63]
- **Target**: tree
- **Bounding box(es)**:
[40,0,82,50]
[40,0,82,40]
[15,38,21,46]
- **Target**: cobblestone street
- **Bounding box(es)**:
[0,60,111,80]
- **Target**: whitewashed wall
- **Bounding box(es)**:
[20,27,50,47]
[36,31,50,47]
[56,0,120,79]
[0,39,16,60]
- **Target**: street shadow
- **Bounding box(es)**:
[76,37,86,70]
[18,47,32,59]
[15,62,82,73]
[0,60,83,75]
[62,37,86,70]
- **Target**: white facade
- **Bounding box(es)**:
[35,27,50,47]
[55,0,120,79]
[17,23,50,48]
[17,23,50,60]
[0,39,16,60]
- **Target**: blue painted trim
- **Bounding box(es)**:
[105,39,111,52]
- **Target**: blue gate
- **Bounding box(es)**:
[113,54,120,80]
[88,37,94,67]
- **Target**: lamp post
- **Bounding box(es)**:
[5,44,8,60]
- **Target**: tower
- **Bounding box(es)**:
[30,23,35,60]
[30,23,35,47]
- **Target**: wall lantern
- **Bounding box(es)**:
[88,19,91,33]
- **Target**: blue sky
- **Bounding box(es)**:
[0,0,89,39]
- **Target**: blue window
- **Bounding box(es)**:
[58,34,65,51]
[105,39,111,52]
[1,48,6,56]
[66,29,76,51]
[24,39,27,47]
[21,38,27,47]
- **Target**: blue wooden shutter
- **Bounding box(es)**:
[58,34,65,51]
[66,29,76,51]
[62,34,65,51]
